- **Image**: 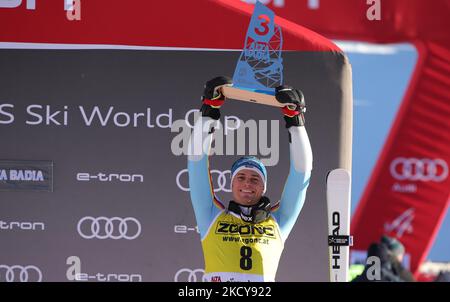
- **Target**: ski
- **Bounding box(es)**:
[326,168,353,282]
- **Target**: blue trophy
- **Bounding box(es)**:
[221,1,292,108]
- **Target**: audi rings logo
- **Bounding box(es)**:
[176,169,231,192]
[174,268,207,282]
[77,216,141,240]
[390,158,448,182]
[0,265,42,282]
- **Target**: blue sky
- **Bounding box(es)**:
[336,41,449,262]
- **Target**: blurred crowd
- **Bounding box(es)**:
[351,235,449,282]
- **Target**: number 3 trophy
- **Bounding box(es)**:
[221,2,296,108]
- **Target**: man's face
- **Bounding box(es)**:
[231,169,264,206]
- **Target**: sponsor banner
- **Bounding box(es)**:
[0,159,53,191]
[0,48,350,281]
[353,155,450,274]
[0,48,351,281]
